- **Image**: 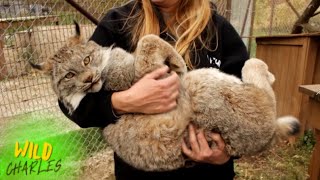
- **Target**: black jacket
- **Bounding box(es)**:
[59,1,249,179]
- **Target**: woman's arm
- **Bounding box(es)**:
[59,91,117,128]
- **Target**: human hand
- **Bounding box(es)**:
[182,124,230,165]
[111,66,180,114]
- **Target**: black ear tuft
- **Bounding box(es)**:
[73,20,80,37]
[28,61,43,71]
[27,60,53,75]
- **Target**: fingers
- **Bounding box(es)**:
[182,125,213,163]
[145,66,169,79]
[181,139,193,157]
[126,66,179,114]
[146,66,180,92]
[188,124,200,153]
[158,71,180,87]
[197,129,210,150]
[181,125,231,165]
[210,133,225,151]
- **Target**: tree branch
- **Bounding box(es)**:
[291,0,320,34]
[313,11,320,17]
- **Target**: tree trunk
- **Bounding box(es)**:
[291,0,320,34]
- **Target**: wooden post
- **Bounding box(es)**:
[226,0,232,21]
[299,84,320,180]
[309,129,320,180]
[240,0,252,37]
[248,0,256,55]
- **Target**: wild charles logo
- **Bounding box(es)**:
[5,140,62,176]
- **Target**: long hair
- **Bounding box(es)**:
[126,0,214,69]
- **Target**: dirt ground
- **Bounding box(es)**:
[79,140,312,180]
[81,147,115,180]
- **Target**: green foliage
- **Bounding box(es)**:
[296,129,316,151]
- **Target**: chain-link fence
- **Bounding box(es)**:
[0,0,319,179]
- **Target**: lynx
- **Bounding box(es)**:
[30,23,300,171]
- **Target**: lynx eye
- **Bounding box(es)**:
[83,56,91,66]
[65,72,75,79]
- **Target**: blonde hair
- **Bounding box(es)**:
[128,0,214,69]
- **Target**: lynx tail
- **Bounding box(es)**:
[276,116,300,138]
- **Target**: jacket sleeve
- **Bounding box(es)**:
[219,17,249,79]
[58,12,121,128]
[58,91,119,128]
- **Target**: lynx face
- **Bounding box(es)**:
[30,38,112,113]
[50,41,113,112]
[28,22,118,113]
[52,41,109,95]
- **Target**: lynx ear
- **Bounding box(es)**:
[67,20,83,46]
[28,61,53,75]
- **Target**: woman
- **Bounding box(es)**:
[59,0,249,179]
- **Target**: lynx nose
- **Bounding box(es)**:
[82,72,94,83]
[84,75,93,83]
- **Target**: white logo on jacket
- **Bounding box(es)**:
[207,55,221,68]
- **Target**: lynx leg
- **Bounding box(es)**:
[134,35,187,80]
[241,58,276,101]
[242,58,275,88]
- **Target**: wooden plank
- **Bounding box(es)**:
[300,88,320,180]
[308,100,320,129]
[257,39,306,117]
[302,38,320,87]
[314,47,320,84]
[308,129,320,180]
[299,84,320,98]
[256,32,320,39]
[256,38,305,46]
[0,15,57,22]
[297,38,318,131]
[0,15,59,29]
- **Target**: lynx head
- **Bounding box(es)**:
[29,21,112,113]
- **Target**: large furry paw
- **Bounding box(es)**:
[138,35,187,76]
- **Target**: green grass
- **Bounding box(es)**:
[0,112,107,180]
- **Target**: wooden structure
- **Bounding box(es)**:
[299,84,320,180]
[256,33,320,132]
[0,15,59,79]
